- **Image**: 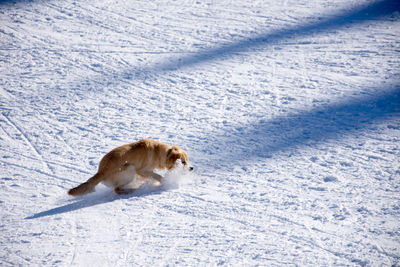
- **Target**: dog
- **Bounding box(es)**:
[68,139,193,196]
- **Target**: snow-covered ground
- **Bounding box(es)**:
[1,0,399,265]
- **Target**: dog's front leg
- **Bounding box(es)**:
[137,170,162,183]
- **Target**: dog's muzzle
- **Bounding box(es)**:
[189,166,194,171]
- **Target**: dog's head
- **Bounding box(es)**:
[166,145,193,171]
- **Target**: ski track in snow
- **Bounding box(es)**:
[1,0,400,266]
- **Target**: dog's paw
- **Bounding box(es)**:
[153,180,162,187]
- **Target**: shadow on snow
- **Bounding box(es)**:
[125,0,399,77]
[25,185,164,219]
[0,0,37,5]
[209,86,400,164]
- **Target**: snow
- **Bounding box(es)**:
[1,0,400,265]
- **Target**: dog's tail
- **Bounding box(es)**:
[68,172,104,197]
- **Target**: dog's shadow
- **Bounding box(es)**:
[25,184,165,220]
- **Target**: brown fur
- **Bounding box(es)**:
[68,139,191,196]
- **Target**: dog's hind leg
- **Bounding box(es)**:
[113,164,137,195]
[68,172,104,196]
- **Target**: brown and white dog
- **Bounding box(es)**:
[68,139,193,196]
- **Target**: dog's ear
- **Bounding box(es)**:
[166,147,180,169]
[167,148,172,157]
[166,147,178,160]
[167,146,179,157]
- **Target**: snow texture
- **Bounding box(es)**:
[1,0,400,266]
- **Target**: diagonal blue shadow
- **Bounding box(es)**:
[207,86,400,163]
[25,186,164,219]
[142,0,400,73]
